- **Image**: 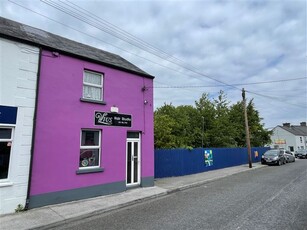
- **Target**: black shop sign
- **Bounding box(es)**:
[95,111,132,127]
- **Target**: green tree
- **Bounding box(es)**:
[154,92,271,149]
[154,103,196,148]
[176,105,201,148]
[195,93,215,147]
[246,100,272,146]
[154,113,177,149]
[229,99,271,147]
[229,101,246,147]
[209,91,236,147]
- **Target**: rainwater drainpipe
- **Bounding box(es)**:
[25,47,42,210]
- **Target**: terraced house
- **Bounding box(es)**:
[0,17,154,214]
[270,122,307,152]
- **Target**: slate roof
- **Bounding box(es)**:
[0,17,154,79]
[279,125,307,136]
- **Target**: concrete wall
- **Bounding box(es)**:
[0,38,39,214]
[29,50,154,208]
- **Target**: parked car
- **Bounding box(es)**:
[296,149,307,159]
[261,149,286,166]
[284,151,295,163]
[294,151,299,158]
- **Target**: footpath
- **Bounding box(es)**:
[0,163,265,230]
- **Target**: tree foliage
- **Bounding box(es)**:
[154,91,271,149]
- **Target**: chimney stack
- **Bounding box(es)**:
[300,122,306,126]
[283,123,290,127]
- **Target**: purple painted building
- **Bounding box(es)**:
[1,18,154,208]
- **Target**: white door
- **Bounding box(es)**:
[126,132,140,186]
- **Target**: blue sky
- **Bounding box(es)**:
[1,0,306,129]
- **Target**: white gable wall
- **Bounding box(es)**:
[0,38,39,214]
[271,126,306,151]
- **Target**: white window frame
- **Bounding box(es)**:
[79,129,101,170]
[0,127,14,181]
[82,70,103,101]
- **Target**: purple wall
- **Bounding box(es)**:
[30,50,154,196]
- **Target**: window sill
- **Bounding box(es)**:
[80,98,107,105]
[0,181,14,187]
[76,167,104,175]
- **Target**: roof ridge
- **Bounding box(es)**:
[0,16,154,79]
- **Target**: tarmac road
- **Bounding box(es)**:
[53,159,307,230]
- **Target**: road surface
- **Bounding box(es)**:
[53,159,307,230]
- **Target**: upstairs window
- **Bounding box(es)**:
[82,70,103,101]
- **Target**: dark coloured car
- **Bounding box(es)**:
[261,149,286,166]
[284,151,295,163]
[296,150,307,159]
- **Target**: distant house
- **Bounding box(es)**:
[270,122,307,152]
[0,17,154,213]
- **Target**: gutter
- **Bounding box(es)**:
[25,47,42,210]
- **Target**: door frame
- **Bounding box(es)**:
[126,133,141,187]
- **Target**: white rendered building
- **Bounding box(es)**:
[270,122,307,152]
[0,37,39,214]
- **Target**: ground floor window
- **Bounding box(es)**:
[79,130,101,169]
[0,128,13,179]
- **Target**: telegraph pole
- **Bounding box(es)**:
[242,88,252,168]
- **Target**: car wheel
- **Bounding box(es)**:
[278,160,281,166]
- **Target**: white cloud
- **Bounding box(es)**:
[1,0,306,128]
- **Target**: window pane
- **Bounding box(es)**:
[0,129,12,139]
[79,149,99,167]
[84,71,102,85]
[127,132,139,139]
[81,131,99,146]
[83,85,102,101]
[134,158,138,183]
[0,142,11,179]
[127,142,132,184]
[133,142,138,183]
[134,142,138,157]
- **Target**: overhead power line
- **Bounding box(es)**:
[246,90,306,109]
[39,0,242,90]
[153,77,307,88]
[7,0,203,96]
[8,0,306,109]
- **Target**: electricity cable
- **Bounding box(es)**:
[8,0,306,109]
[40,0,242,90]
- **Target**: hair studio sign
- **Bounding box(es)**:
[95,111,132,127]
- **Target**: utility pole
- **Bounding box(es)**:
[242,88,252,168]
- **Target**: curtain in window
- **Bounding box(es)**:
[83,71,102,100]
[84,71,101,85]
[83,86,101,100]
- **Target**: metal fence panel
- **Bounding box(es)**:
[154,147,269,178]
